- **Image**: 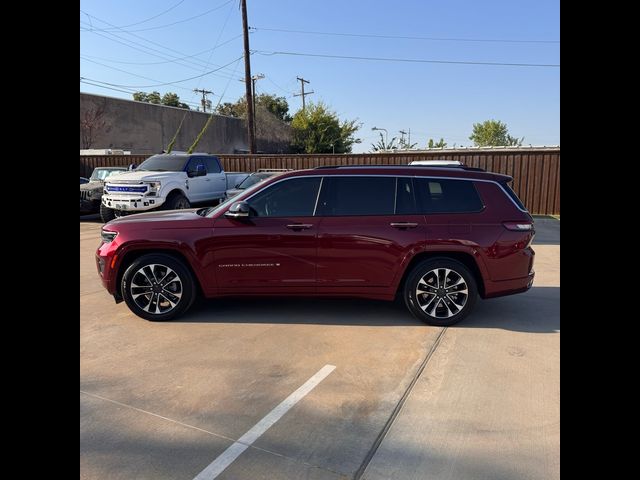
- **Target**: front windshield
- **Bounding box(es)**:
[202,180,267,217]
[90,169,126,181]
[136,154,188,172]
[238,173,273,189]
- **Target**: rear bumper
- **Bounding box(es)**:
[483,270,535,299]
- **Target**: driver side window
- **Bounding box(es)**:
[186,157,206,173]
[248,177,321,217]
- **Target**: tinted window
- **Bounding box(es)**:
[186,157,206,172]
[317,176,395,216]
[238,172,275,189]
[501,182,527,211]
[248,177,321,217]
[137,154,188,172]
[414,178,483,213]
[204,156,221,174]
[396,177,417,214]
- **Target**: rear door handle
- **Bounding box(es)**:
[205,178,211,181]
[286,224,313,231]
[390,222,419,229]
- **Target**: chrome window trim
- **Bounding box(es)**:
[240,174,528,215]
[312,177,324,217]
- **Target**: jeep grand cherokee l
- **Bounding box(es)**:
[96,165,535,326]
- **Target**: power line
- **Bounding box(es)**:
[81,56,195,94]
[79,34,243,67]
[80,78,201,109]
[80,55,245,88]
[80,13,243,77]
[250,26,559,45]
[99,0,186,30]
[80,21,243,81]
[256,50,560,68]
[80,0,234,33]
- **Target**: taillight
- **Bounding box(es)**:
[503,222,534,231]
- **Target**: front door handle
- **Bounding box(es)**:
[286,224,313,231]
[390,222,419,229]
[205,178,211,181]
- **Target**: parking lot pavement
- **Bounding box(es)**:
[364,228,560,480]
[532,216,560,245]
[80,220,560,480]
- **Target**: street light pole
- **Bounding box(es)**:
[371,126,388,146]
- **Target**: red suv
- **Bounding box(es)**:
[96,165,535,326]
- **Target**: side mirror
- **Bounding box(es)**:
[188,164,206,177]
[128,163,137,170]
[224,201,251,219]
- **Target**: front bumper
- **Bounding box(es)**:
[102,194,165,212]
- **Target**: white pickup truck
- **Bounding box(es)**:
[100,153,247,222]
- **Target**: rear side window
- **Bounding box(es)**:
[414,178,483,213]
[204,156,221,174]
[248,177,321,217]
[501,182,527,211]
[317,176,395,216]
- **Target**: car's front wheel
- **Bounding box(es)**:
[404,258,478,326]
[121,254,196,321]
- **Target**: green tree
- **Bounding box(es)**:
[427,138,448,148]
[133,91,189,109]
[469,120,523,146]
[215,93,291,122]
[370,132,398,152]
[291,101,360,154]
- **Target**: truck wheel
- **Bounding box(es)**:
[100,203,117,223]
[163,192,190,210]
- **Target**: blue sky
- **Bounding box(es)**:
[80,0,559,153]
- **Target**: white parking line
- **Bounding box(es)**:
[193,364,336,480]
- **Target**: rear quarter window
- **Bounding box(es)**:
[414,178,484,214]
[501,182,527,211]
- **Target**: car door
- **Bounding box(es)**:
[184,156,209,203]
[204,156,227,201]
[212,176,322,292]
[315,175,427,292]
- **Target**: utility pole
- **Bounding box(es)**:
[193,88,213,113]
[240,0,256,153]
[399,130,407,147]
[251,73,264,141]
[294,76,314,111]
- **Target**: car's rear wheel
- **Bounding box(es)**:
[404,258,478,326]
[121,254,196,321]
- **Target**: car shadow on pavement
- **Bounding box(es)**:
[80,214,102,223]
[175,287,559,333]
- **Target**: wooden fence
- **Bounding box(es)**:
[80,148,560,215]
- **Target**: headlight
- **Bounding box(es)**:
[101,230,118,243]
[145,181,161,196]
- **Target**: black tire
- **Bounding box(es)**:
[121,254,197,321]
[100,202,117,223]
[404,257,478,326]
[162,192,190,210]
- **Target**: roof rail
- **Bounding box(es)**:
[313,164,486,172]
